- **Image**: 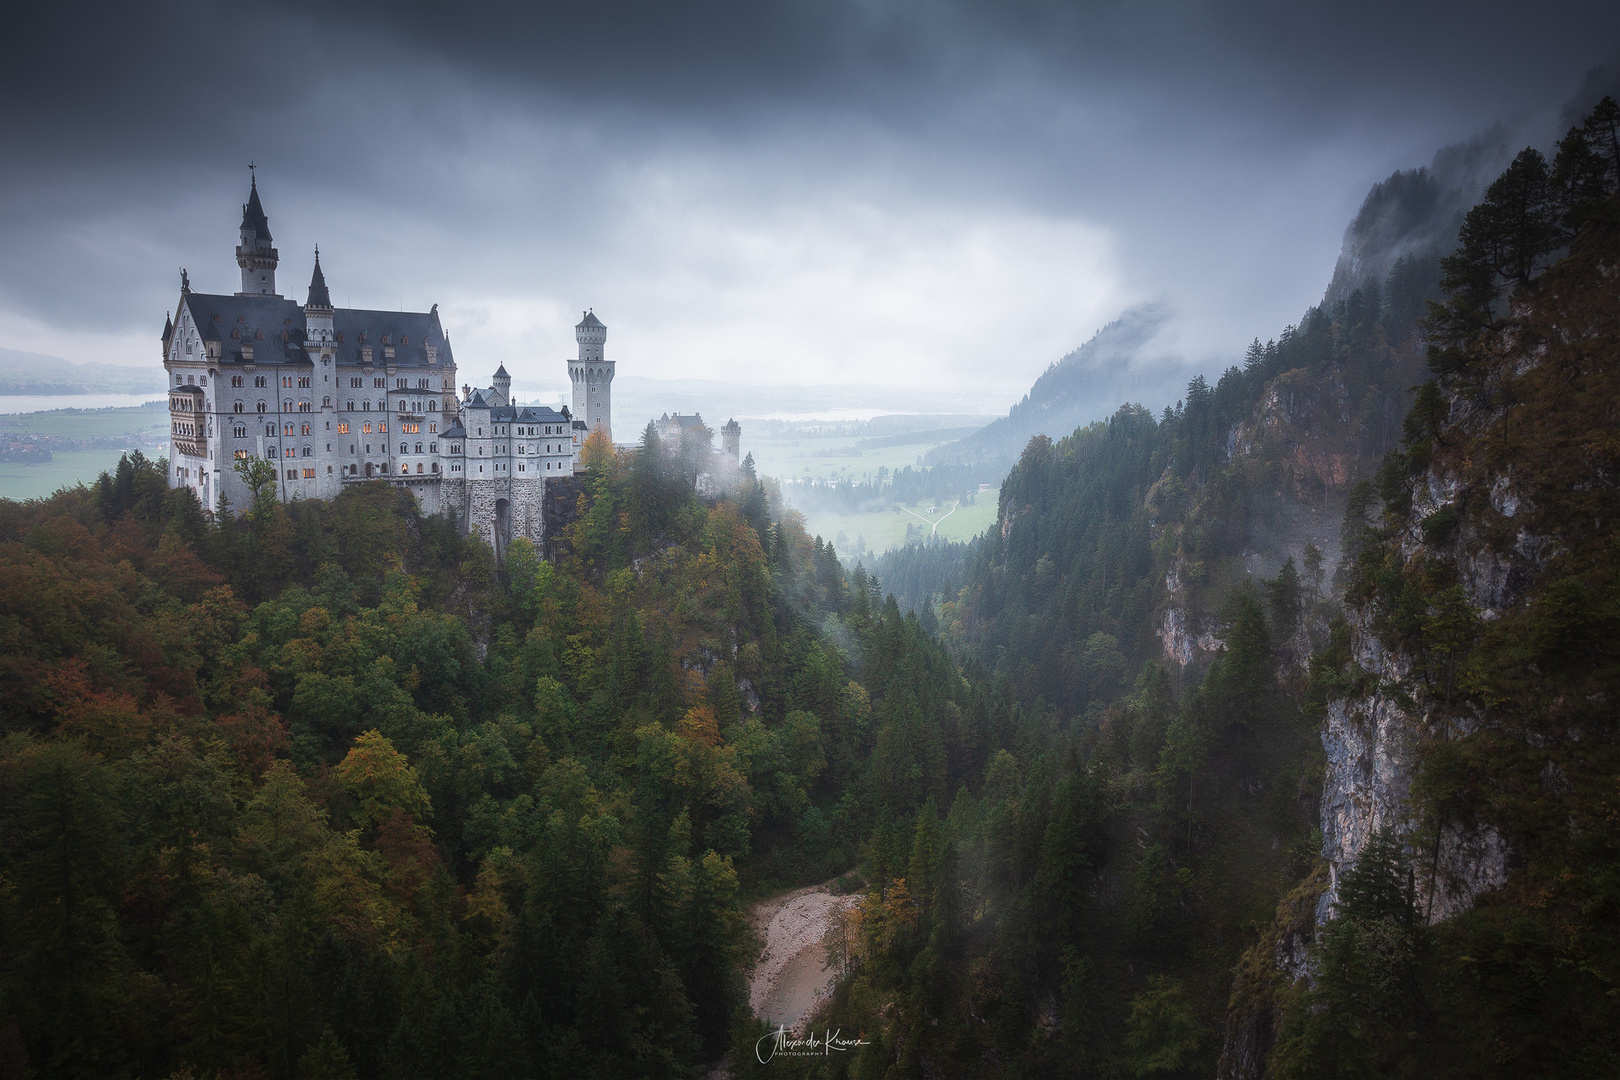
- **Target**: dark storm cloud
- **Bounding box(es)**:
[2,1,1615,402]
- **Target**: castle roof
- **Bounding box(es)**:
[576,310,605,329]
[305,251,331,308]
[162,312,173,343]
[442,421,467,438]
[175,291,455,368]
[241,177,272,242]
[494,364,510,379]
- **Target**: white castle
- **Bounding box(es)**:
[161,175,637,555]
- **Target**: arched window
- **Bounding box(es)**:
[346,401,354,411]
[233,425,246,438]
[428,400,437,412]
[362,400,370,411]
[362,422,372,434]
[234,401,244,413]
[284,423,295,436]
[257,401,267,413]
[266,424,276,437]
[415,442,423,453]
[301,423,311,435]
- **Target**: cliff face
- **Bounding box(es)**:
[1318,211,1618,928]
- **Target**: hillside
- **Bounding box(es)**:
[0,346,166,396]
[825,98,1619,1078]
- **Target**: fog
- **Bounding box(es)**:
[2,2,1614,412]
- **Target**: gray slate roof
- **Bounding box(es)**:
[177,292,455,368]
[576,310,605,329]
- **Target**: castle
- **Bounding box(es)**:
[161,175,638,555]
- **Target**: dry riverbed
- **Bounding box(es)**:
[747,882,860,1034]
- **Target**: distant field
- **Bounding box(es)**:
[792,490,1000,559]
[745,428,978,487]
[0,401,169,502]
[0,449,136,500]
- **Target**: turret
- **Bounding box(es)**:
[722,418,741,467]
[303,248,334,342]
[492,364,511,406]
[236,171,280,297]
[569,310,614,440]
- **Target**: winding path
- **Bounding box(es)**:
[898,499,959,537]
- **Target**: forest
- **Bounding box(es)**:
[1,100,1616,1080]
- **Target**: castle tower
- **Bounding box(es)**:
[492,364,511,406]
[236,172,280,297]
[569,310,614,440]
[721,418,741,468]
[304,248,333,340]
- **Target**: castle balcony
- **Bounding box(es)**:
[169,385,208,458]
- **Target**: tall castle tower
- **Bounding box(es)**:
[236,171,279,297]
[569,310,614,440]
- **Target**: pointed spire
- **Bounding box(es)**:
[240,171,272,241]
[306,246,331,308]
[162,311,173,341]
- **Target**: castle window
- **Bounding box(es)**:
[284,400,292,411]
[416,463,423,474]
[428,422,436,433]
[338,422,350,434]
[417,378,427,388]
[403,423,419,434]
[301,423,311,436]
[234,401,244,413]
[400,443,407,454]
[429,442,436,453]
[298,376,310,388]
[398,401,406,413]
[327,465,333,474]
[266,425,275,437]
[336,333,344,342]
[363,422,372,434]
[257,401,267,414]
[323,397,330,407]
[234,450,247,460]
[519,463,524,471]
[231,328,240,340]
[233,425,246,438]
[431,463,439,473]
[362,401,370,411]
[346,401,354,411]
[255,376,267,388]
[303,447,312,457]
[231,375,243,388]
[303,467,315,478]
[396,378,407,389]
[415,442,423,453]
[402,336,409,345]
[287,469,296,479]
[379,422,387,432]
[282,376,291,388]
[284,423,295,436]
[374,378,384,388]
[284,448,294,458]
[255,329,264,341]
[428,400,438,412]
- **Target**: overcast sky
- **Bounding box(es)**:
[2,1,1615,409]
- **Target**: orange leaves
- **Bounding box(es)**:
[214,702,289,778]
[335,729,432,830]
[678,704,721,748]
